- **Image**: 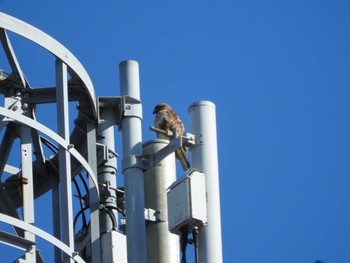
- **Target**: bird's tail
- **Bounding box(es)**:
[176,146,190,171]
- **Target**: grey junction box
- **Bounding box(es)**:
[167,170,207,235]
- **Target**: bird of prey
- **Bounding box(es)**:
[153,103,190,171]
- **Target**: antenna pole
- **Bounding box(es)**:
[143,140,180,263]
[119,60,147,263]
[97,97,121,262]
[189,101,223,263]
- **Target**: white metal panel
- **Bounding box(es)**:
[167,170,207,235]
[168,177,190,232]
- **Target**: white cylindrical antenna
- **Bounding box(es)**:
[189,101,223,263]
[119,60,147,263]
[143,139,180,263]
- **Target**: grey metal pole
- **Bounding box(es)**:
[143,140,180,263]
[189,101,223,263]
[119,60,147,263]
[97,108,117,231]
[97,106,118,263]
[52,177,61,263]
[19,126,36,262]
[86,122,101,263]
[56,59,74,263]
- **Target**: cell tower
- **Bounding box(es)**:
[0,13,222,263]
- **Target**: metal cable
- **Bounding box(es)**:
[180,228,188,263]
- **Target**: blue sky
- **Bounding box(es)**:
[1,0,350,262]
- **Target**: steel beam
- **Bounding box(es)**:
[52,176,61,263]
[0,184,24,237]
[0,230,36,251]
[56,59,74,263]
[0,123,17,180]
[86,121,101,263]
[19,125,36,263]
[0,28,27,87]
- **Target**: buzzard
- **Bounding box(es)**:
[153,103,190,171]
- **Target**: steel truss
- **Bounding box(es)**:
[0,12,223,263]
[0,12,103,263]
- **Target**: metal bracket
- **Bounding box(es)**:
[183,132,196,147]
[122,132,196,172]
[96,143,118,163]
[118,95,142,130]
[149,126,196,148]
[98,182,118,207]
[97,96,122,126]
[1,96,24,129]
[193,133,204,145]
[144,208,164,222]
[122,154,144,173]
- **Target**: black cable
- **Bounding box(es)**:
[192,226,199,263]
[40,135,59,153]
[105,205,125,216]
[103,207,118,230]
[41,135,90,231]
[180,228,188,263]
[78,173,89,194]
[73,178,87,229]
[73,206,90,231]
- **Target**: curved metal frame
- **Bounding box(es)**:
[0,12,100,262]
[0,12,97,117]
[0,106,99,194]
[0,214,85,263]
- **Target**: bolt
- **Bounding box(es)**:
[22,103,29,110]
[20,177,28,185]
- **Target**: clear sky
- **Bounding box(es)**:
[1,0,350,262]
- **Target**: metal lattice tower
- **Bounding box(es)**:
[0,12,222,263]
[0,12,103,263]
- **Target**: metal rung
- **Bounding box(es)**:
[0,230,36,251]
